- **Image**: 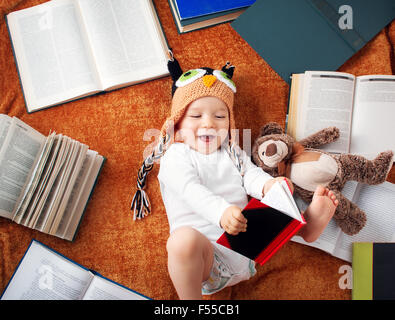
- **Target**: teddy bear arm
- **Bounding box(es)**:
[298,127,340,149]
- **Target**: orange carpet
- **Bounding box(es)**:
[0,0,394,300]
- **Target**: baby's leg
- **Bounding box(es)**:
[297,186,338,243]
[166,226,214,300]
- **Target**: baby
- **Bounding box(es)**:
[132,59,338,300]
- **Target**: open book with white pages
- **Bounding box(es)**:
[6,0,169,112]
[287,71,395,159]
[0,114,104,241]
[1,240,149,300]
[292,180,395,262]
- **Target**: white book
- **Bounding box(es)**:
[0,114,104,241]
[6,0,169,113]
[292,180,395,262]
[1,240,149,300]
[287,71,395,159]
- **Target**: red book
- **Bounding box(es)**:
[216,180,306,266]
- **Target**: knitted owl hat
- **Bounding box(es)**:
[131,55,243,220]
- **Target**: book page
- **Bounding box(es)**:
[40,140,81,233]
[7,0,101,112]
[261,181,303,222]
[350,75,395,159]
[0,117,45,219]
[297,71,355,153]
[55,149,95,238]
[33,136,72,230]
[13,132,57,224]
[0,115,12,150]
[62,154,104,241]
[77,0,168,89]
[82,274,148,300]
[31,136,71,229]
[24,135,63,227]
[49,143,88,235]
[333,181,395,262]
[1,241,93,300]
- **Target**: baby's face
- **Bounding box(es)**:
[177,96,230,154]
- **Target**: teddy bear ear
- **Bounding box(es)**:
[260,122,284,136]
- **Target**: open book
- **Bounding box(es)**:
[1,240,149,300]
[0,114,104,241]
[217,180,305,265]
[292,181,395,262]
[287,71,395,159]
[6,0,169,113]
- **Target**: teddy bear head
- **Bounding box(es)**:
[251,122,296,176]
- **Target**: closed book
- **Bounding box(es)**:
[174,0,256,20]
[352,242,395,300]
[231,0,395,84]
[217,180,305,266]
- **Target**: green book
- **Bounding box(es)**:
[352,242,395,300]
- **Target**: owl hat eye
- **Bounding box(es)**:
[175,69,207,88]
[213,69,236,93]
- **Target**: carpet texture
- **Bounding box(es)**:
[0,0,394,300]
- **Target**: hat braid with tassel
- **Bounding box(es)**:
[131,54,244,220]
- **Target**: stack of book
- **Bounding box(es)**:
[0,115,105,241]
[169,0,255,34]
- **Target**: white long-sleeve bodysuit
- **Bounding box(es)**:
[158,142,273,294]
[158,143,273,241]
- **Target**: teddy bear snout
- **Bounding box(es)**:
[265,143,277,156]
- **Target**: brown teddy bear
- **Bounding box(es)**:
[252,122,393,236]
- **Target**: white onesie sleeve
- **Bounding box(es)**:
[240,149,273,200]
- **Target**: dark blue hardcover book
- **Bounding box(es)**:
[231,0,395,84]
[175,0,256,20]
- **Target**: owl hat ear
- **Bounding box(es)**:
[167,56,183,82]
[222,62,235,79]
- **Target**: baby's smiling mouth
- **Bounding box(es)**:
[198,134,216,143]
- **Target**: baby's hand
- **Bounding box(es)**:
[263,177,294,196]
[220,206,247,235]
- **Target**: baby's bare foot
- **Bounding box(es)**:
[299,186,338,242]
[312,185,339,207]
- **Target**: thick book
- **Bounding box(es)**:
[292,181,395,262]
[287,71,395,158]
[352,242,395,300]
[217,180,305,266]
[168,0,249,34]
[0,240,149,300]
[231,0,395,84]
[6,0,169,113]
[0,114,105,241]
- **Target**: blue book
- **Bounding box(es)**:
[174,0,256,20]
[1,240,150,300]
[231,0,395,84]
[169,0,251,33]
